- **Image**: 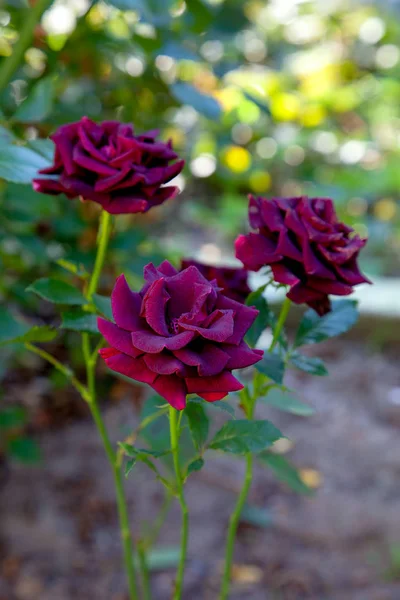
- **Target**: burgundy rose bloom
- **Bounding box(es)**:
[181,259,251,304]
[98,261,263,410]
[235,195,370,315]
[33,116,184,215]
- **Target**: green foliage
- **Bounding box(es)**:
[7,436,42,464]
[208,420,282,455]
[14,76,55,122]
[0,307,57,346]
[61,309,99,333]
[0,144,50,183]
[185,402,209,452]
[260,387,314,417]
[295,300,359,347]
[186,457,205,477]
[257,452,313,495]
[245,285,271,348]
[254,353,285,384]
[289,352,328,376]
[27,278,86,305]
[92,294,113,321]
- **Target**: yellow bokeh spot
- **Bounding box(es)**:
[301,104,326,127]
[86,4,109,29]
[213,87,242,112]
[271,93,301,121]
[374,198,397,221]
[300,468,323,489]
[249,170,271,193]
[163,127,185,148]
[0,39,12,57]
[223,146,252,173]
[300,64,340,99]
[106,17,130,39]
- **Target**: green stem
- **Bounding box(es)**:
[24,342,90,401]
[82,335,139,600]
[269,297,291,351]
[0,0,53,93]
[87,210,112,300]
[137,542,151,600]
[81,210,139,600]
[219,453,254,600]
[169,406,189,600]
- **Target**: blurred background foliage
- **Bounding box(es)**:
[1,0,399,368]
[2,0,400,283]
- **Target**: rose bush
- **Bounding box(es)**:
[181,259,251,304]
[235,195,370,315]
[98,260,263,409]
[33,116,184,214]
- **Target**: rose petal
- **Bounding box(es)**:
[99,348,156,384]
[140,278,170,336]
[174,343,229,376]
[223,343,263,369]
[144,352,188,376]
[180,309,234,342]
[97,318,141,358]
[131,329,195,354]
[185,372,243,395]
[150,375,187,410]
[111,275,143,331]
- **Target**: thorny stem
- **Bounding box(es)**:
[169,406,189,600]
[220,297,292,599]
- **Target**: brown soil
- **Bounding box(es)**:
[1,339,400,600]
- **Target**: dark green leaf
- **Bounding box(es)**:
[260,388,314,416]
[27,278,86,305]
[185,402,209,451]
[61,309,98,333]
[255,353,285,384]
[125,457,137,477]
[186,457,205,477]
[209,419,282,454]
[0,307,29,345]
[257,452,313,495]
[245,287,270,347]
[0,145,50,183]
[290,352,328,376]
[171,82,222,120]
[0,308,57,346]
[294,300,359,347]
[0,406,27,429]
[7,437,42,464]
[92,294,113,321]
[28,139,55,161]
[14,76,54,122]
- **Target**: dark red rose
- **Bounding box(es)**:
[180,259,251,304]
[98,261,263,410]
[33,117,184,215]
[235,195,370,315]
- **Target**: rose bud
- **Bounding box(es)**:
[235,195,370,316]
[181,259,251,304]
[98,261,263,410]
[33,116,184,215]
